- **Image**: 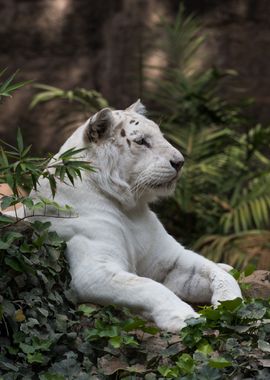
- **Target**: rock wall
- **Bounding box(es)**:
[188,0,270,123]
[0,0,270,153]
[0,0,158,153]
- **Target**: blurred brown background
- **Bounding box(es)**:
[1,0,270,154]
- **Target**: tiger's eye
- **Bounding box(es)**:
[135,138,151,148]
[135,138,145,145]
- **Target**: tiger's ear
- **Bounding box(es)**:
[86,108,114,142]
[125,99,146,115]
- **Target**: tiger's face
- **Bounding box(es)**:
[83,100,184,205]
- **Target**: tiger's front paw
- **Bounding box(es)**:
[153,304,200,332]
[211,270,242,307]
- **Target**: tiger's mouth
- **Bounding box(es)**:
[152,174,179,189]
[131,171,180,197]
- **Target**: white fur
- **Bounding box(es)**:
[26,101,242,332]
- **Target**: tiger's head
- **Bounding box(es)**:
[60,100,184,208]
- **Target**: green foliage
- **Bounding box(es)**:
[156,297,270,379]
[0,221,72,376]
[30,84,109,113]
[1,232,270,379]
[0,128,93,226]
[0,214,159,378]
[0,69,31,100]
[158,3,204,71]
[0,223,159,379]
[0,129,92,197]
[30,84,110,143]
[147,5,270,268]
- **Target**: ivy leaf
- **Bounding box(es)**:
[196,340,213,356]
[0,240,11,250]
[98,325,119,338]
[39,374,66,380]
[219,297,243,312]
[19,343,35,354]
[123,317,146,331]
[109,336,122,348]
[0,360,19,372]
[200,307,220,320]
[32,337,52,351]
[2,300,16,317]
[158,366,178,377]
[50,352,81,377]
[77,304,96,317]
[123,335,139,347]
[4,257,23,272]
[209,357,232,368]
[176,353,195,374]
[27,352,44,364]
[238,302,267,320]
[258,340,270,353]
[141,325,159,335]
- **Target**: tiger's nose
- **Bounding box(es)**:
[170,158,184,172]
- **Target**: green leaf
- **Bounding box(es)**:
[0,196,16,210]
[158,366,179,378]
[219,297,243,311]
[16,128,24,154]
[4,257,23,272]
[109,336,122,348]
[0,360,19,372]
[31,220,51,232]
[142,325,159,334]
[22,197,34,208]
[123,317,146,331]
[98,325,119,338]
[32,337,52,351]
[200,307,220,321]
[48,175,57,198]
[2,300,16,317]
[196,341,213,356]
[0,215,15,224]
[238,302,267,320]
[176,353,195,374]
[59,147,87,160]
[208,357,232,369]
[39,374,65,380]
[230,268,240,280]
[0,240,11,250]
[19,343,35,354]
[244,264,256,277]
[123,335,139,347]
[27,352,44,364]
[77,304,96,317]
[258,340,270,353]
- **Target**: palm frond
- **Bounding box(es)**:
[30,84,108,113]
[194,230,270,269]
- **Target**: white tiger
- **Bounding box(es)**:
[31,100,242,331]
